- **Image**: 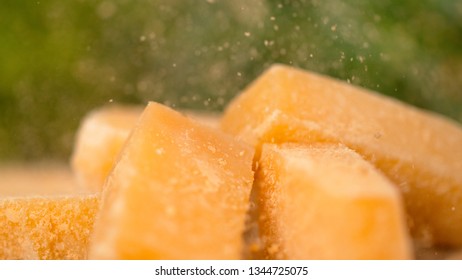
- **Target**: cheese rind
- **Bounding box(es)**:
[256,144,412,259]
[221,64,462,247]
[89,102,254,259]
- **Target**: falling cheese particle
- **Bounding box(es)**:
[183,110,221,129]
[221,64,462,247]
[256,144,412,259]
[0,164,99,259]
[89,102,254,259]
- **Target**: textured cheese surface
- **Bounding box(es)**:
[0,164,99,259]
[90,102,253,259]
[71,105,221,192]
[256,144,412,259]
[71,105,143,192]
[221,64,462,247]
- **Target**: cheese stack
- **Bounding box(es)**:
[221,65,462,247]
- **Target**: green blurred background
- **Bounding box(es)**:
[1,0,461,161]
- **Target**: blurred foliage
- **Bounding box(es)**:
[1,0,461,161]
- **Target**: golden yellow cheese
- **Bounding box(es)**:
[221,64,462,247]
[256,144,412,259]
[89,102,254,259]
[0,164,99,259]
[71,105,143,192]
[71,105,221,192]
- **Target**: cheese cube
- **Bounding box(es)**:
[221,64,462,247]
[71,105,220,192]
[71,105,143,192]
[0,164,99,259]
[89,102,254,259]
[256,144,412,259]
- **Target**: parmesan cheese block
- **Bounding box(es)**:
[71,105,220,192]
[221,64,462,247]
[0,164,99,259]
[71,105,143,192]
[256,144,412,259]
[89,102,253,259]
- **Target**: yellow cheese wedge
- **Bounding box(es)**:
[0,164,99,259]
[71,105,221,192]
[89,102,254,259]
[221,64,462,247]
[71,105,143,192]
[256,144,412,259]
